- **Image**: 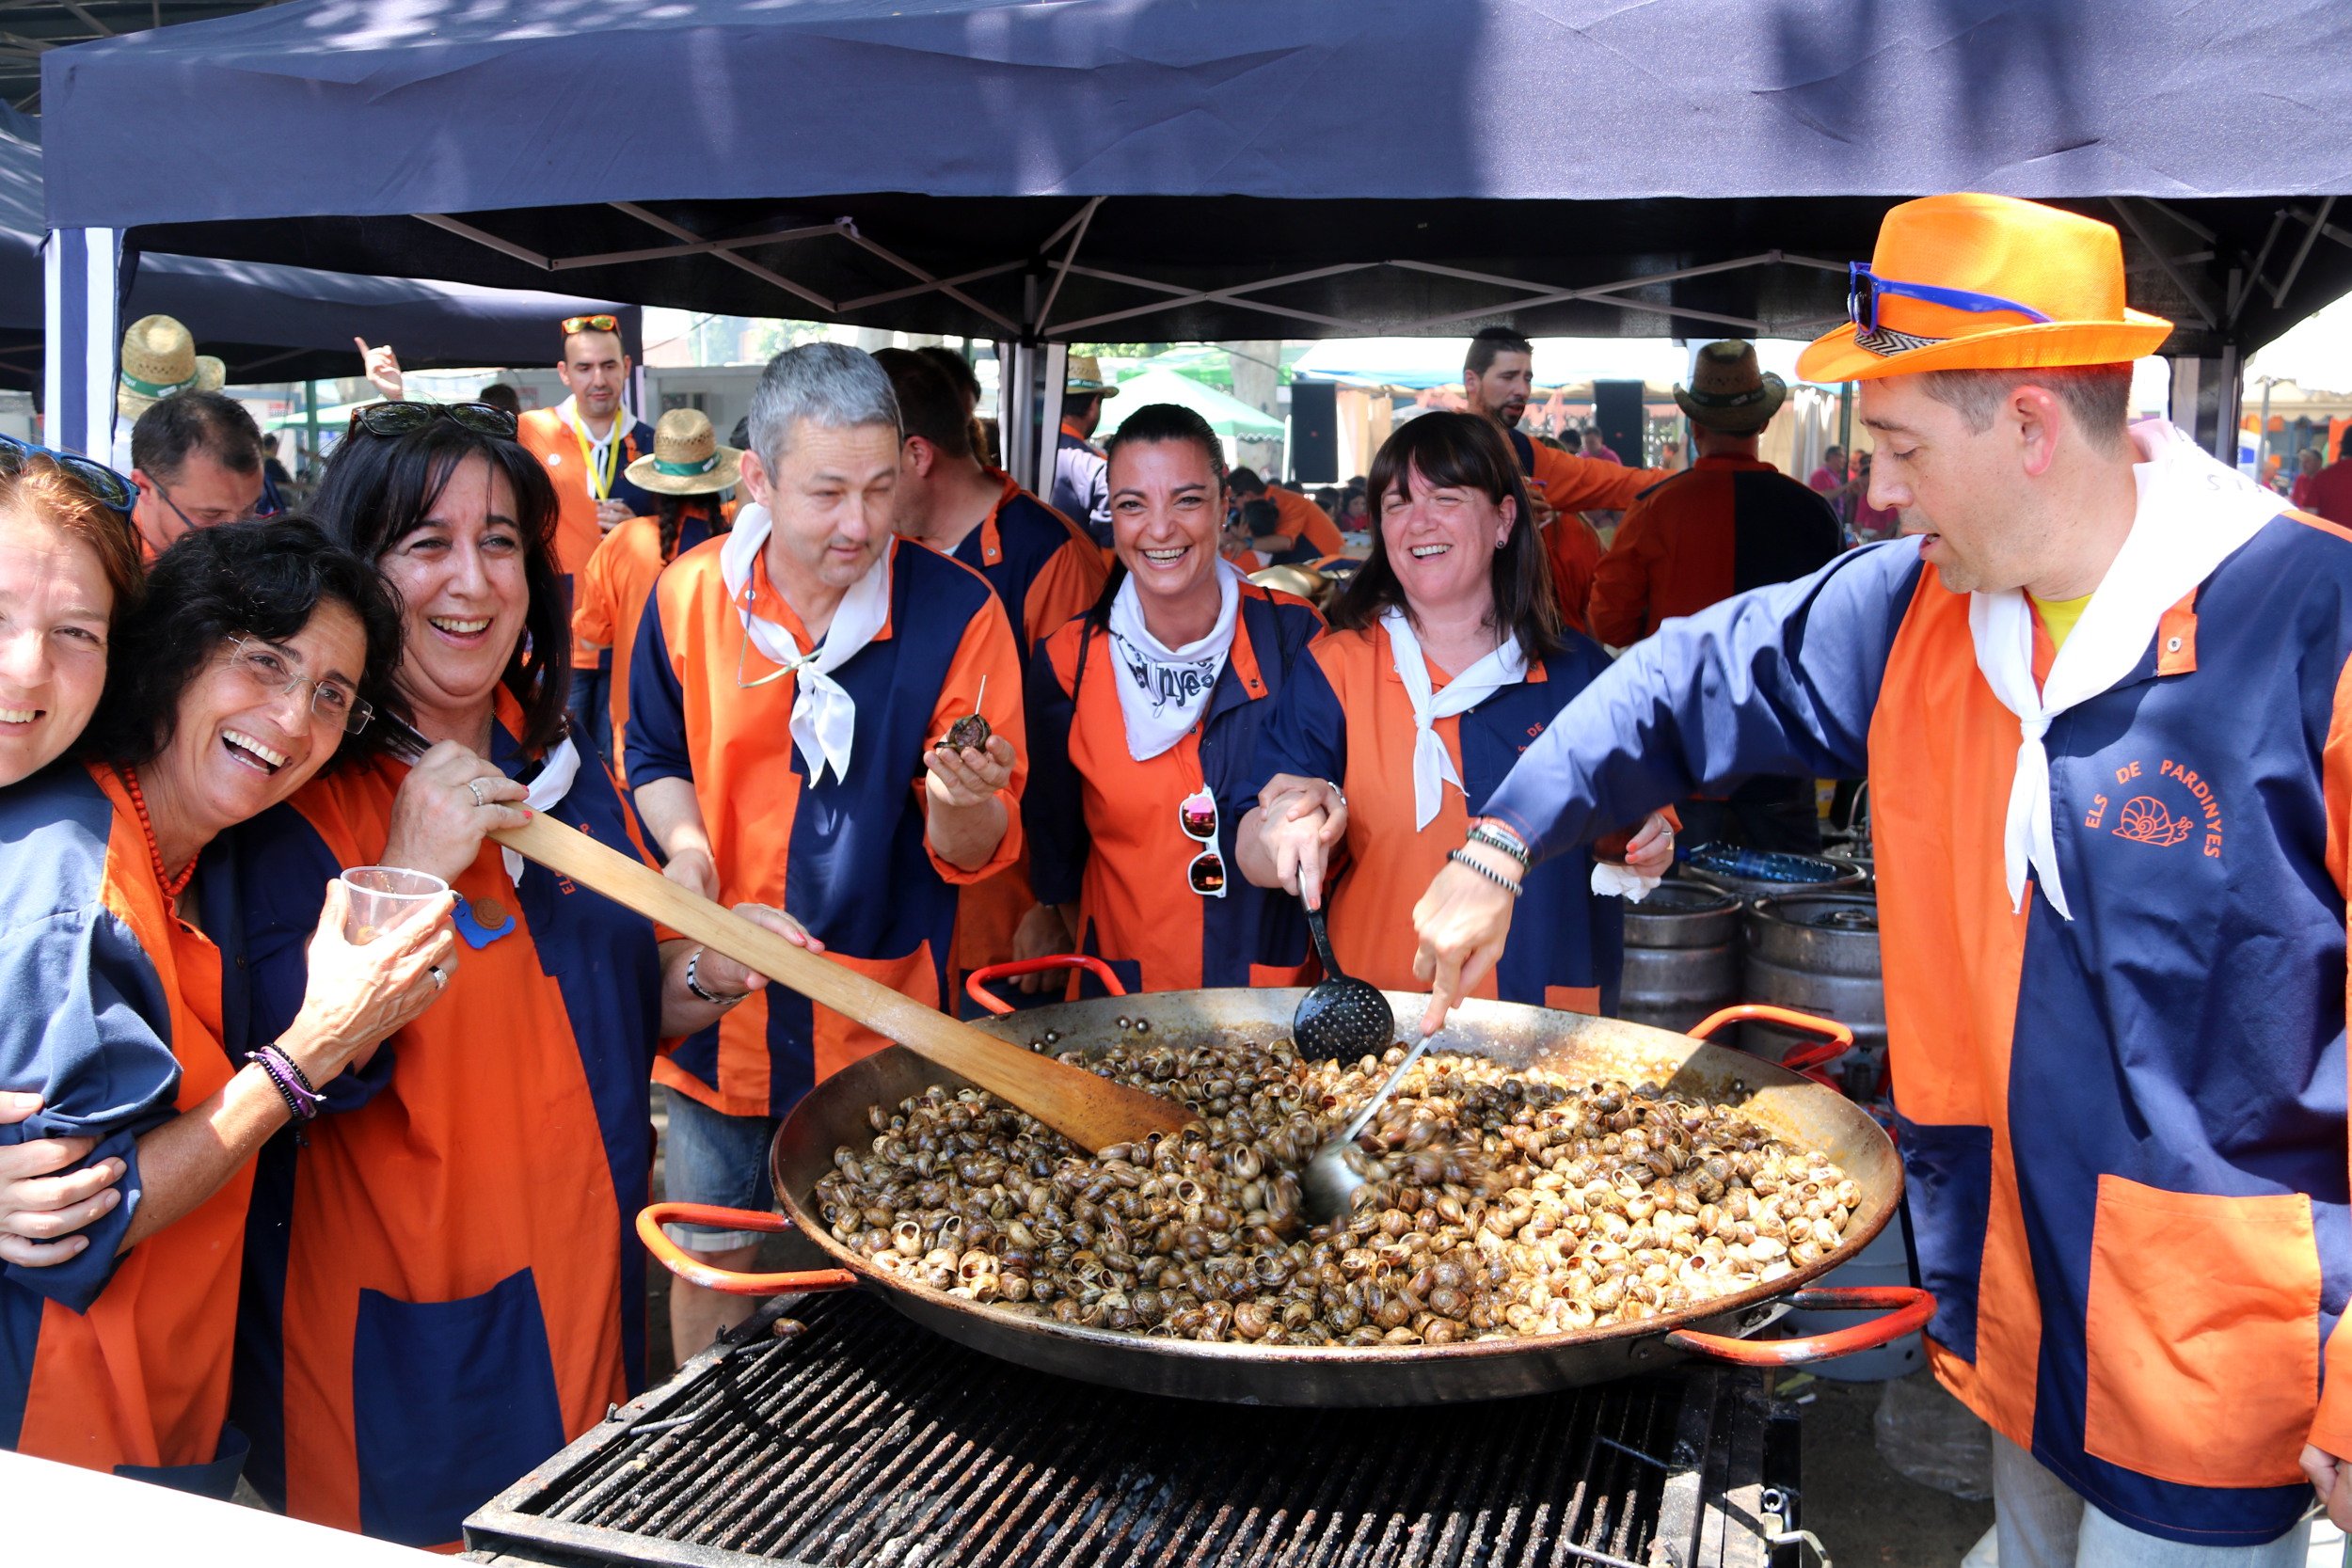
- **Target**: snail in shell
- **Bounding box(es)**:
[938,673,992,753]
[818,1035,1858,1347]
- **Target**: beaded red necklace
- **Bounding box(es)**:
[118,767,196,901]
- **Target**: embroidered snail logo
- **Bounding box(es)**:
[2111,796,2194,848]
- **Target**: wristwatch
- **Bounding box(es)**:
[1465,818,1532,867]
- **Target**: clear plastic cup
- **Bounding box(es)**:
[339,866,449,944]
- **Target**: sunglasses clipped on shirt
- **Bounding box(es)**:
[0,431,136,516]
[1847,261,2053,340]
[344,400,520,443]
[1179,786,1227,899]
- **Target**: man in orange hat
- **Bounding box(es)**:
[1415,192,2352,1562]
[1459,325,1664,635]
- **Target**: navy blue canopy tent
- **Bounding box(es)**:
[2,123,636,396]
[33,0,2352,472]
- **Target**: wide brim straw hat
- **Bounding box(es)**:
[1065,353,1120,399]
[118,314,226,418]
[625,407,742,496]
[1797,193,2173,384]
[1674,341,1788,434]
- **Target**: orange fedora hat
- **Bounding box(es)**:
[1796,193,2172,384]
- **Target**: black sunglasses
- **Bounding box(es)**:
[0,432,137,516]
[344,401,519,441]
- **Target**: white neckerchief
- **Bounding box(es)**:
[719,503,893,785]
[503,732,582,886]
[557,395,635,501]
[1380,607,1529,830]
[1969,420,2280,919]
[1104,562,1241,761]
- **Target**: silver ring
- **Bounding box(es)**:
[465,780,485,808]
[429,965,446,990]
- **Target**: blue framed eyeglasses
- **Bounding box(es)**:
[1849,261,2053,337]
[0,432,136,516]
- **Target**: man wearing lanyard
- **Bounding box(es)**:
[1416,193,2352,1565]
[517,313,657,757]
[1458,326,1662,635]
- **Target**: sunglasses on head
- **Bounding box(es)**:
[344,401,519,442]
[1179,786,1227,898]
[0,431,136,516]
[1847,261,2053,340]
[562,313,620,337]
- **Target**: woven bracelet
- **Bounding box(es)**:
[1465,823,1531,867]
[1446,847,1524,897]
[252,1047,321,1122]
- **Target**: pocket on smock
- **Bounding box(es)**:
[2081,1175,2319,1489]
[352,1267,565,1546]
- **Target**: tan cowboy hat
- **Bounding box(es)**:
[118,314,226,420]
[1065,354,1120,399]
[1796,194,2171,384]
[625,408,742,497]
[1674,341,1788,434]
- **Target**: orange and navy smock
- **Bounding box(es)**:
[1025,583,1323,995]
[1264,484,1347,559]
[1247,621,1625,1014]
[628,534,1025,1117]
[0,763,251,1495]
[1586,455,1843,648]
[572,502,724,762]
[226,697,668,1545]
[1504,427,1662,638]
[1483,521,2352,1547]
[938,476,1109,1004]
[516,405,657,668]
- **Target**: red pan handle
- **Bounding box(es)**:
[964,955,1128,1015]
[1664,1285,1935,1366]
[637,1204,858,1296]
[1689,1003,1854,1084]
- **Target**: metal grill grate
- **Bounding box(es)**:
[468,1292,1786,1568]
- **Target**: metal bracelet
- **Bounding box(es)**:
[1465,821,1531,867]
[685,946,748,1006]
[1446,847,1524,897]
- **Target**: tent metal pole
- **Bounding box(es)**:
[2266,195,2335,309]
[40,225,117,456]
[554,220,841,272]
[1034,196,1103,334]
[2107,198,2218,329]
[838,261,1025,312]
[834,226,1015,333]
[413,213,550,270]
[611,202,838,314]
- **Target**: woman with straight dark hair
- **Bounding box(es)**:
[0,517,446,1490]
[1019,403,1323,996]
[1237,411,1673,1019]
[228,403,806,1547]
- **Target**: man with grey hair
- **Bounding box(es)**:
[627,341,1026,1356]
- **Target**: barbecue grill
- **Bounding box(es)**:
[464,1290,1812,1568]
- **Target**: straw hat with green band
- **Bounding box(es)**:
[1064,353,1120,399]
[118,315,226,420]
[625,408,743,497]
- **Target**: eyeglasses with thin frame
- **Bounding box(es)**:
[220,634,374,735]
[0,432,136,516]
[141,469,270,532]
[1847,261,2054,338]
[562,313,620,337]
[344,401,519,442]
[1179,785,1226,898]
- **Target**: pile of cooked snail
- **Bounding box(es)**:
[814,1035,1858,1347]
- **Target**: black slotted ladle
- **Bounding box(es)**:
[1293,904,1395,1062]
